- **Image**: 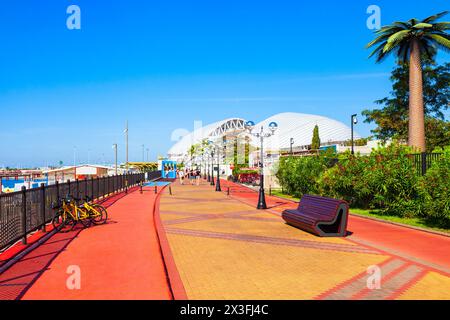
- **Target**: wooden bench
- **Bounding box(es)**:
[282,194,349,237]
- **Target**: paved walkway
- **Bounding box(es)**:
[159,180,450,300]
[0,187,172,300]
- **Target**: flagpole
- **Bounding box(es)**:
[125,121,129,172]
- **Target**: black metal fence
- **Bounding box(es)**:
[409,152,443,176]
[0,171,161,251]
[282,152,443,177]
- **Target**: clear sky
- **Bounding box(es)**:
[0,0,448,167]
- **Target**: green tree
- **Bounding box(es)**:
[366,11,450,151]
[311,125,321,150]
[363,61,450,150]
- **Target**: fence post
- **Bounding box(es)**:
[76,179,80,201]
[67,179,71,197]
[421,152,427,176]
[40,183,46,232]
[21,186,27,245]
[56,180,60,202]
[91,177,94,200]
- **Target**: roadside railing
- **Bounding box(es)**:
[0,171,161,251]
[409,152,443,176]
[280,152,443,176]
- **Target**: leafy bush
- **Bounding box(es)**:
[318,143,421,217]
[318,151,376,208]
[362,144,421,217]
[417,147,450,228]
[276,154,331,198]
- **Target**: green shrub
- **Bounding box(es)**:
[318,143,421,217]
[417,147,450,228]
[362,143,421,217]
[318,151,375,208]
[276,154,331,198]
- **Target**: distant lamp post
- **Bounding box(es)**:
[290,137,294,155]
[207,151,211,182]
[210,149,215,186]
[112,144,118,175]
[215,144,222,192]
[351,114,358,155]
[245,120,278,209]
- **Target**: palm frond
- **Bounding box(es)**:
[432,22,450,31]
[422,11,449,23]
[428,34,450,50]
[412,23,433,29]
[383,30,411,53]
[366,34,390,48]
[392,21,411,29]
[368,42,387,59]
[420,39,437,61]
[397,43,410,64]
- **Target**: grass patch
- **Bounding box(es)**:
[270,190,449,235]
[350,208,450,234]
[270,190,300,202]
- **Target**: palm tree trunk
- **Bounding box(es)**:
[408,39,426,152]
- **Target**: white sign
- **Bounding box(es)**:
[76,166,97,175]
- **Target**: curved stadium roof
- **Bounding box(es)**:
[252,112,360,150]
[167,112,360,157]
[168,118,246,156]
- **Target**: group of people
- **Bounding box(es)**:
[178,168,202,186]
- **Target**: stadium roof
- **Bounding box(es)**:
[167,113,360,157]
[251,112,361,150]
[168,118,246,156]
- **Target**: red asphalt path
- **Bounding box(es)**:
[0,187,172,300]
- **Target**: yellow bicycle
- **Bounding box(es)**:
[52,196,92,232]
[82,196,108,225]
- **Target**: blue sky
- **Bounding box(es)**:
[0,0,449,167]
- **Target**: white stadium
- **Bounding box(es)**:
[168,112,361,164]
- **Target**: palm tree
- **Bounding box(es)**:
[366,11,450,151]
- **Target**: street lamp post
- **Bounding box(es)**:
[245,120,278,209]
[210,150,215,186]
[207,152,211,182]
[290,137,294,155]
[112,144,118,175]
[215,145,222,192]
[351,114,358,155]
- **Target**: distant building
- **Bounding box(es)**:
[44,165,111,182]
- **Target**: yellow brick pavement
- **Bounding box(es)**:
[159,181,450,300]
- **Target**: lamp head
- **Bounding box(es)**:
[352,114,358,125]
[245,120,255,132]
[268,121,278,133]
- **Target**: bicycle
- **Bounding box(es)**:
[81,196,108,225]
[52,196,92,233]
